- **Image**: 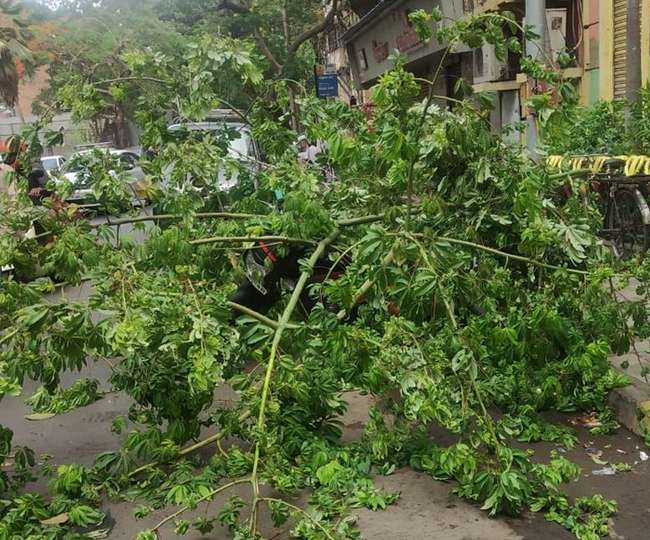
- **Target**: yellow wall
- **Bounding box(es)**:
[643,0,650,83]
[598,0,650,97]
[599,0,615,100]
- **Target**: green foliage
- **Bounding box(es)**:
[26,378,101,415]
[2,10,648,540]
[542,84,650,155]
[546,495,617,540]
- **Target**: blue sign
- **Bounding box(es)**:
[317,74,339,98]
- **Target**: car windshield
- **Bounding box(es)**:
[62,160,84,173]
[227,130,251,159]
[41,157,60,171]
[168,123,253,159]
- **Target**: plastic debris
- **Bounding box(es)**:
[592,466,616,476]
[569,412,601,428]
[585,447,608,465]
[640,451,649,462]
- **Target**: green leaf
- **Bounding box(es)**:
[316,460,344,486]
[68,505,104,527]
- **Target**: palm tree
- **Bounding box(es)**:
[0,0,33,108]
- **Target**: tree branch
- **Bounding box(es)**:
[253,28,283,75]
[216,0,340,74]
[93,76,171,87]
[229,301,300,330]
[189,235,317,246]
[286,0,339,58]
[152,478,250,532]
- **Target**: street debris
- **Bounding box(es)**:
[569,412,602,428]
[592,467,616,476]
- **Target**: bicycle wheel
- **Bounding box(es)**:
[606,188,650,259]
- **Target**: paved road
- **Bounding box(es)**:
[3,214,650,539]
[4,320,650,540]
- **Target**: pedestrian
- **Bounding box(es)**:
[1,135,52,241]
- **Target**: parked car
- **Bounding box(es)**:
[165,109,262,193]
[55,148,150,208]
[40,155,67,178]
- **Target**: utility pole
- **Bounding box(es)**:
[525,0,547,156]
[626,0,642,106]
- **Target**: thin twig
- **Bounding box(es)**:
[152,478,250,532]
[190,236,317,247]
[258,497,335,540]
[128,410,252,477]
[93,211,263,228]
[229,301,300,330]
[435,236,588,275]
[336,249,396,321]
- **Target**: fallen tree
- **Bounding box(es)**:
[2,8,650,540]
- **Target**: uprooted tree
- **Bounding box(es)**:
[2,7,650,540]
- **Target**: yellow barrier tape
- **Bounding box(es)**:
[546,155,650,176]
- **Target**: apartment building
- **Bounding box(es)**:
[326,1,650,138]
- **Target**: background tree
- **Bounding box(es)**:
[31,0,183,146]
[158,0,344,127]
[0,0,35,110]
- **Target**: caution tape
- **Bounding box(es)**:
[546,155,650,176]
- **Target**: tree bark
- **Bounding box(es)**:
[253,28,283,75]
[282,4,290,48]
[286,0,339,59]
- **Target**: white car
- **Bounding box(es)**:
[166,110,261,193]
[41,155,66,178]
[56,149,150,207]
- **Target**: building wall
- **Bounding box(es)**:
[347,0,466,88]
[598,0,650,102]
[343,0,649,125]
[0,112,94,156]
[17,65,50,120]
[642,0,650,83]
[582,0,601,104]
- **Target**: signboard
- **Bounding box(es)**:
[317,74,339,98]
[397,27,424,53]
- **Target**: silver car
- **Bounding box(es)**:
[166,110,261,193]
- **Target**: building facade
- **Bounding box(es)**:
[330,0,650,138]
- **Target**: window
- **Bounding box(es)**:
[41,157,60,171]
[358,47,369,70]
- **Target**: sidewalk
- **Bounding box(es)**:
[3,278,650,539]
[610,341,650,437]
[609,280,650,438]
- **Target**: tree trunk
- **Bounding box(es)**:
[114,105,131,148]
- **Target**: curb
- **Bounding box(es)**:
[608,377,650,438]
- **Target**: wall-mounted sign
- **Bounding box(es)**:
[397,8,425,53]
[317,74,339,98]
[397,28,424,52]
[372,39,389,62]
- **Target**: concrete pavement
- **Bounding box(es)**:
[4,341,650,539]
[4,216,650,539]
